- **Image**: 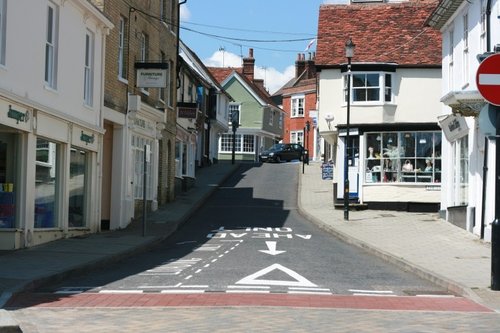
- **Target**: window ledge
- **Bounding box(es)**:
[118,76,128,85]
[43,85,58,94]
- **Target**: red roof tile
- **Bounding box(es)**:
[207,67,242,84]
[316,1,442,67]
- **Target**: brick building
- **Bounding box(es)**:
[93,0,179,229]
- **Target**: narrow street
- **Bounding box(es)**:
[6,163,496,332]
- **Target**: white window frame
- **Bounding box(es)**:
[118,16,127,81]
[45,1,58,89]
[448,29,454,91]
[291,95,304,118]
[84,29,94,107]
[219,134,255,154]
[344,72,393,105]
[269,110,274,126]
[462,13,469,87]
[480,0,487,53]
[0,0,6,66]
[290,131,304,146]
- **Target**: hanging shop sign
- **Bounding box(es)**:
[438,114,469,142]
[178,102,198,119]
[8,105,29,124]
[135,62,168,88]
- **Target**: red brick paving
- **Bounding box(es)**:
[5,292,493,312]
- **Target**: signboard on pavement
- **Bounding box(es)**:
[321,163,333,180]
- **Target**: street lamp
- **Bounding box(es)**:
[344,38,355,221]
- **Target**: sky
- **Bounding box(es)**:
[179,0,346,94]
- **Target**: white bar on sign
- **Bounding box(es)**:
[479,73,500,85]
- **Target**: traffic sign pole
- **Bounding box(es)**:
[477,53,500,290]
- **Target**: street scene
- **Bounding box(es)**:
[1,0,500,332]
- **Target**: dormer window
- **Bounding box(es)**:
[344,72,393,104]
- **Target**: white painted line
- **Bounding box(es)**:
[289,287,330,291]
[349,289,393,294]
[226,290,270,294]
[184,275,193,280]
[139,272,181,276]
[99,290,143,294]
[138,284,182,288]
[204,264,210,268]
[353,293,398,297]
[479,73,500,85]
[416,294,455,298]
[224,251,230,254]
[227,285,270,289]
[160,290,205,294]
[221,240,243,242]
[287,291,332,295]
[236,264,317,287]
[218,254,224,258]
[230,247,236,250]
[211,259,218,263]
[180,285,209,288]
[195,269,202,274]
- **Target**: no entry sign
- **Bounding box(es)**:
[476,53,500,106]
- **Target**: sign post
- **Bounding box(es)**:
[476,53,500,290]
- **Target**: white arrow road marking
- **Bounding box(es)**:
[259,241,286,256]
[479,73,500,85]
[295,234,312,239]
[236,263,317,287]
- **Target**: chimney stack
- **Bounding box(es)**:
[295,53,306,79]
[305,52,316,79]
[242,48,255,81]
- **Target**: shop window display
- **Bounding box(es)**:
[365,131,441,184]
[69,147,87,227]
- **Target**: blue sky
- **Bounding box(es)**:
[180,0,342,94]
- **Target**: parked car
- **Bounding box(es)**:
[259,143,304,163]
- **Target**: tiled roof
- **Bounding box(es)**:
[316,1,442,67]
[207,67,278,107]
[207,67,242,84]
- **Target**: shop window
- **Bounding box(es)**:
[453,136,468,205]
[35,138,59,228]
[132,136,153,200]
[0,134,17,228]
[69,147,88,227]
[365,131,441,184]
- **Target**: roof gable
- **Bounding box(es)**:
[316,1,442,67]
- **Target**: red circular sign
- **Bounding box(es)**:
[476,53,500,106]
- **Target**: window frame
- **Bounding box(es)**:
[291,95,304,118]
[364,131,442,184]
[344,72,393,105]
[83,29,94,107]
[118,16,127,81]
[0,0,6,66]
[45,1,59,89]
[219,134,255,154]
[462,12,469,87]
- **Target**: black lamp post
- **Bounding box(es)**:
[305,120,311,164]
[344,38,355,221]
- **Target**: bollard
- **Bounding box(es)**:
[492,218,500,290]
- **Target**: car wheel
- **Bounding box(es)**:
[275,155,281,163]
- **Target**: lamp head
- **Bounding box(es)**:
[345,38,355,59]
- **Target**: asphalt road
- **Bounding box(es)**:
[36,162,449,298]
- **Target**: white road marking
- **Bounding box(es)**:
[180,285,209,288]
[160,290,205,294]
[348,289,393,294]
[236,264,317,287]
[184,275,193,280]
[287,291,332,295]
[289,287,330,291]
[138,283,182,288]
[227,285,270,289]
[195,269,202,274]
[226,290,270,294]
[259,241,286,256]
[99,290,143,294]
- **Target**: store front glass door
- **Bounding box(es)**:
[0,132,17,228]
